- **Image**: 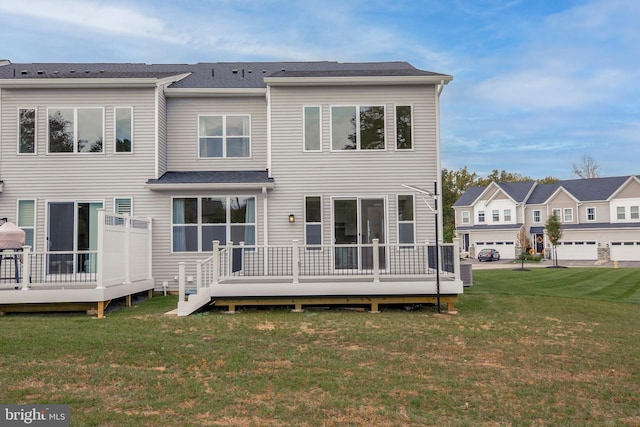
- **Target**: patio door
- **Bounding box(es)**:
[47,201,103,274]
[333,198,386,270]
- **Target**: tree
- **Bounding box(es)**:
[441,167,479,242]
[515,225,530,270]
[572,155,600,179]
[545,212,563,267]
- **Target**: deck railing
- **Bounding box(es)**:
[179,239,460,302]
[2,210,153,290]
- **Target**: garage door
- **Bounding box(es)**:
[555,241,597,260]
[610,242,640,261]
[474,241,515,259]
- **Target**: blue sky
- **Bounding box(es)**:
[1,0,638,179]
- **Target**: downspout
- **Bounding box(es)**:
[262,186,269,275]
[154,84,160,179]
[266,85,272,178]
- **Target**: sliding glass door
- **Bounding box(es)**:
[47,201,102,274]
[333,198,386,270]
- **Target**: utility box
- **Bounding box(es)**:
[460,263,473,287]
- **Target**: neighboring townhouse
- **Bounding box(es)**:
[0,60,460,314]
[454,176,640,261]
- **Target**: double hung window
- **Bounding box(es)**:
[199,115,250,158]
[48,107,104,153]
[533,210,541,223]
[331,106,385,150]
[478,211,485,223]
[397,195,415,244]
[305,196,322,247]
[172,196,256,252]
[587,207,596,221]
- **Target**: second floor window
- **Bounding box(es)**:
[533,210,541,223]
[115,107,133,153]
[19,108,36,154]
[331,106,385,150]
[48,108,104,153]
[587,207,596,221]
[492,210,499,222]
[198,115,250,158]
[478,211,485,223]
[564,208,573,222]
[631,206,639,220]
[617,206,625,220]
[461,211,470,224]
[396,105,412,149]
[504,209,512,222]
[303,106,321,151]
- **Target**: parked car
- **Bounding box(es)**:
[478,248,500,262]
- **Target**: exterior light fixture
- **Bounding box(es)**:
[288,214,295,223]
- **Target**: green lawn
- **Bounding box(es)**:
[1,268,639,426]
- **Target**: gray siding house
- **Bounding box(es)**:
[0,60,460,315]
[454,176,640,262]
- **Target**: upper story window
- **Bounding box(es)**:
[396,105,412,149]
[587,207,596,221]
[478,211,485,223]
[305,196,322,247]
[533,210,541,223]
[617,206,625,220]
[504,209,512,222]
[461,211,470,224]
[303,106,321,151]
[115,107,133,153]
[331,105,385,150]
[198,115,250,158]
[172,196,256,252]
[564,208,573,222]
[18,108,36,154]
[48,108,104,153]
[492,210,500,222]
[397,195,415,244]
[631,206,640,220]
[552,208,561,220]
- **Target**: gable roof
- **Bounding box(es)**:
[452,186,485,207]
[0,61,452,89]
[527,176,630,204]
[495,181,536,203]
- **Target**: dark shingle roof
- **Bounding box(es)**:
[527,176,630,204]
[496,181,536,202]
[452,186,484,207]
[146,170,273,185]
[0,61,450,89]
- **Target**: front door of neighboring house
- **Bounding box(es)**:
[333,198,386,270]
[535,234,544,254]
[47,201,103,274]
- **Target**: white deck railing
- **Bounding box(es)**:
[4,210,153,290]
[179,238,461,303]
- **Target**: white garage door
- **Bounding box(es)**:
[610,242,640,261]
[556,241,598,260]
[474,241,515,259]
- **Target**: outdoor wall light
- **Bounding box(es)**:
[288,214,295,223]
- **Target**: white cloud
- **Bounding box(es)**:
[0,0,189,44]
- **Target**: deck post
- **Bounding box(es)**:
[21,245,31,290]
[96,209,105,289]
[227,241,234,276]
[212,240,220,287]
[124,214,131,284]
[178,262,186,302]
[292,240,299,284]
[196,259,203,290]
[372,239,380,282]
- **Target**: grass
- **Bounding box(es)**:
[1,267,639,426]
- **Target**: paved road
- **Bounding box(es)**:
[462,258,640,269]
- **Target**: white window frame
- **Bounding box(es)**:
[330,105,386,151]
[478,211,485,223]
[197,114,252,158]
[17,199,36,249]
[303,106,321,152]
[395,104,413,150]
[114,107,134,154]
[461,211,470,224]
[304,195,323,248]
[552,208,561,220]
[114,197,133,216]
[533,210,541,223]
[503,209,512,222]
[617,206,625,220]
[47,107,105,154]
[586,207,596,221]
[631,206,639,220]
[492,210,499,222]
[397,194,416,245]
[563,208,573,222]
[171,196,257,253]
[18,107,37,155]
